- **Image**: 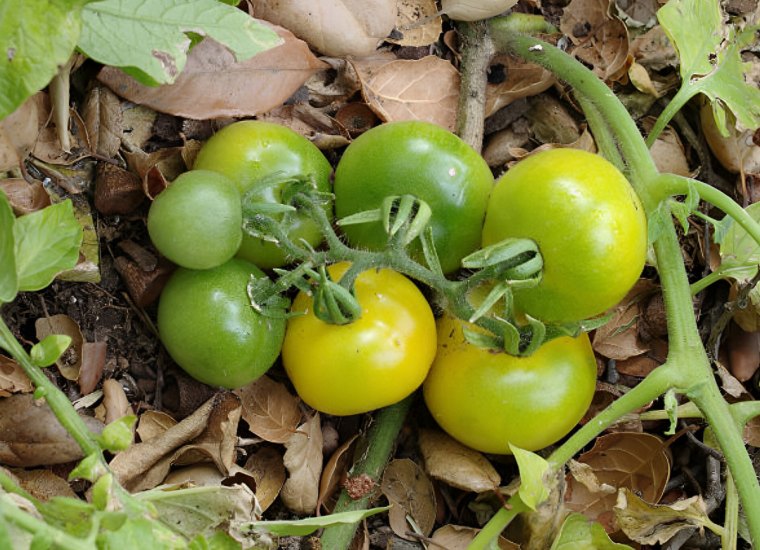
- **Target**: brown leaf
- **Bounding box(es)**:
[244,446,287,512]
[8,468,78,501]
[351,54,460,131]
[0,394,104,467]
[615,338,668,378]
[0,356,33,397]
[0,179,51,215]
[715,361,750,398]
[430,524,520,549]
[306,57,362,108]
[102,378,133,426]
[251,0,396,56]
[163,463,225,487]
[236,375,302,444]
[136,410,178,442]
[565,432,671,533]
[560,0,630,82]
[726,324,760,383]
[79,342,107,396]
[0,93,43,171]
[381,458,436,539]
[701,101,760,175]
[418,429,500,493]
[281,413,323,515]
[34,314,84,381]
[120,104,157,152]
[318,434,358,513]
[390,0,442,47]
[614,488,715,545]
[743,414,760,447]
[485,56,555,116]
[592,281,653,361]
[98,27,327,120]
[123,147,186,199]
[81,85,123,158]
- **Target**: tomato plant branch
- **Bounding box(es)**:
[320,395,414,549]
[455,20,492,152]
[468,494,529,550]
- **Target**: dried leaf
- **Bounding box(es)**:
[352,54,460,131]
[81,85,123,158]
[8,468,77,501]
[0,179,51,216]
[592,282,652,361]
[164,464,225,487]
[236,375,302,444]
[431,525,519,549]
[102,378,132,426]
[715,361,750,398]
[441,0,518,21]
[79,342,107,396]
[137,410,178,442]
[318,434,358,512]
[34,314,83,381]
[560,0,630,82]
[418,429,500,493]
[485,56,555,116]
[743,414,760,447]
[0,356,33,397]
[251,0,396,56]
[0,394,104,467]
[614,488,717,545]
[726,324,760,383]
[381,458,436,539]
[244,446,286,512]
[390,0,442,47]
[281,413,323,515]
[565,432,671,533]
[701,101,760,175]
[0,93,42,171]
[98,27,327,120]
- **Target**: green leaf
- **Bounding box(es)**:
[250,506,390,536]
[0,0,85,119]
[0,192,17,303]
[97,415,137,452]
[508,444,550,511]
[187,532,242,550]
[78,0,282,86]
[69,453,108,483]
[96,516,187,549]
[30,335,72,367]
[716,202,760,283]
[658,0,760,134]
[550,513,633,549]
[13,200,83,292]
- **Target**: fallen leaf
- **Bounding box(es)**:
[8,468,78,501]
[98,26,327,119]
[317,434,358,513]
[78,342,107,396]
[715,361,750,398]
[351,54,460,131]
[390,0,442,47]
[0,394,105,467]
[418,429,500,493]
[281,413,323,515]
[81,85,123,159]
[441,0,518,21]
[251,0,396,56]
[123,147,186,199]
[34,314,83,381]
[102,378,133,426]
[0,356,33,397]
[244,446,287,512]
[381,458,436,539]
[163,463,225,487]
[0,93,43,171]
[137,410,178,442]
[743,414,760,447]
[236,375,302,444]
[701,101,760,175]
[485,55,555,116]
[0,179,51,216]
[593,282,652,361]
[430,525,520,549]
[565,432,671,533]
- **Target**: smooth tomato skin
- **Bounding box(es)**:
[147,170,242,270]
[193,120,333,269]
[282,262,437,416]
[423,315,597,454]
[334,121,493,274]
[157,258,285,389]
[482,148,647,323]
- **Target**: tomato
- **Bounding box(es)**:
[157,258,286,389]
[482,148,647,323]
[147,170,242,270]
[281,262,437,416]
[193,120,333,269]
[423,314,597,454]
[333,121,493,274]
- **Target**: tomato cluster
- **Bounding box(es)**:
[148,120,647,454]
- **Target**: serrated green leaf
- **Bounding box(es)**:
[550,513,633,550]
[717,202,760,283]
[250,506,390,536]
[0,192,17,303]
[31,334,72,367]
[78,0,282,86]
[658,0,760,134]
[13,200,83,292]
[508,444,550,511]
[0,0,85,120]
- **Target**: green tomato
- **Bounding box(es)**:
[482,148,647,323]
[282,262,437,416]
[333,121,494,274]
[147,170,242,270]
[423,314,597,454]
[193,120,333,269]
[157,258,286,389]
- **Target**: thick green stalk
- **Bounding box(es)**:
[468,495,528,550]
[0,496,93,549]
[320,396,413,549]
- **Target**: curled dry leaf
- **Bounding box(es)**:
[99,25,327,120]
[235,375,302,444]
[441,0,518,21]
[485,56,555,116]
[306,57,362,108]
[0,356,33,397]
[258,103,351,149]
[715,361,750,398]
[641,120,692,177]
[615,338,668,378]
[351,54,460,131]
[565,432,671,533]
[124,147,186,199]
[0,93,44,171]
[102,378,132,425]
[244,446,287,512]
[34,314,83,382]
[81,85,122,159]
[592,281,654,361]
[525,94,581,146]
[164,463,225,487]
[431,525,520,549]
[390,0,442,47]
[281,413,323,515]
[251,0,396,57]
[78,342,107,396]
[121,104,157,152]
[701,101,760,175]
[0,179,51,215]
[381,458,437,540]
[560,0,630,83]
[136,410,178,442]
[418,429,500,493]
[317,434,358,513]
[0,394,105,467]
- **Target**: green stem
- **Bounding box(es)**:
[320,396,414,549]
[689,269,726,296]
[645,85,695,147]
[468,495,528,550]
[0,495,92,549]
[575,95,626,173]
[723,471,739,550]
